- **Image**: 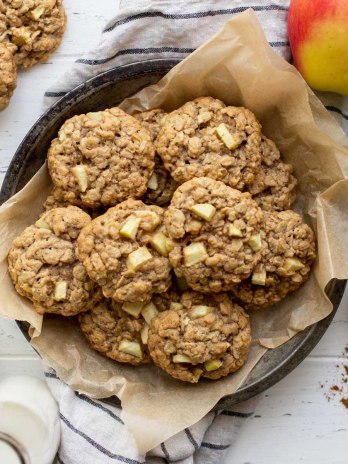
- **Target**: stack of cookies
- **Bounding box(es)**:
[0,0,67,110]
[8,97,316,383]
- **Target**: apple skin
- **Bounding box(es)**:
[288,0,348,95]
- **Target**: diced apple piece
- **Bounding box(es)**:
[150,232,170,257]
[120,218,141,240]
[141,302,158,325]
[140,324,149,344]
[184,242,208,267]
[191,305,214,318]
[31,6,45,20]
[35,216,51,230]
[87,112,102,121]
[173,354,193,364]
[72,165,88,193]
[122,301,143,317]
[175,275,189,292]
[197,112,211,124]
[204,359,223,371]
[251,269,267,286]
[126,247,152,271]
[54,281,68,301]
[248,234,262,251]
[19,283,32,295]
[215,124,241,150]
[228,225,243,237]
[190,203,216,222]
[284,258,305,272]
[119,340,142,358]
[170,302,183,311]
[147,173,158,190]
[12,29,31,46]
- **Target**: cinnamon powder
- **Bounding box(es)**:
[320,344,348,409]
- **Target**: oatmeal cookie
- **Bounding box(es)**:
[133,109,178,206]
[47,108,155,208]
[77,199,172,303]
[8,206,102,316]
[231,210,316,310]
[248,136,297,211]
[79,299,151,365]
[0,43,16,111]
[0,0,67,68]
[156,97,262,189]
[148,291,251,383]
[165,177,264,292]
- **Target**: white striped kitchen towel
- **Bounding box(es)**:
[43,1,348,463]
[46,369,257,464]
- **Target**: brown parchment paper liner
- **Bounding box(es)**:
[1,9,348,452]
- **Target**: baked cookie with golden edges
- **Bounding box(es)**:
[0,43,16,111]
[0,0,67,68]
[248,136,297,211]
[156,97,262,190]
[134,109,178,206]
[77,199,171,303]
[148,291,251,383]
[164,177,264,292]
[79,299,151,366]
[231,210,316,310]
[8,206,102,316]
[47,108,155,208]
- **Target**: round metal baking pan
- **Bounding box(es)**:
[1,59,345,408]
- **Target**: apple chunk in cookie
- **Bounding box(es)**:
[148,291,251,383]
[8,206,102,316]
[77,199,172,303]
[164,177,265,293]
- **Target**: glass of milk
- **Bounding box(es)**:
[0,376,61,464]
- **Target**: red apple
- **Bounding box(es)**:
[288,0,348,95]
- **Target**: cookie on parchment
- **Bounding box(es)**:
[248,136,297,211]
[0,0,67,68]
[47,108,155,209]
[8,206,102,316]
[79,299,151,365]
[0,43,16,111]
[156,97,262,190]
[164,177,264,293]
[134,108,178,206]
[231,210,316,310]
[148,291,251,383]
[77,199,172,303]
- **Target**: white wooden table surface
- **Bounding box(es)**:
[0,1,347,463]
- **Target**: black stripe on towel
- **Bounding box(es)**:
[60,413,144,464]
[220,410,254,418]
[75,392,124,425]
[160,442,171,462]
[201,442,230,450]
[76,47,195,65]
[185,428,199,450]
[325,106,348,120]
[44,91,68,97]
[103,5,289,33]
